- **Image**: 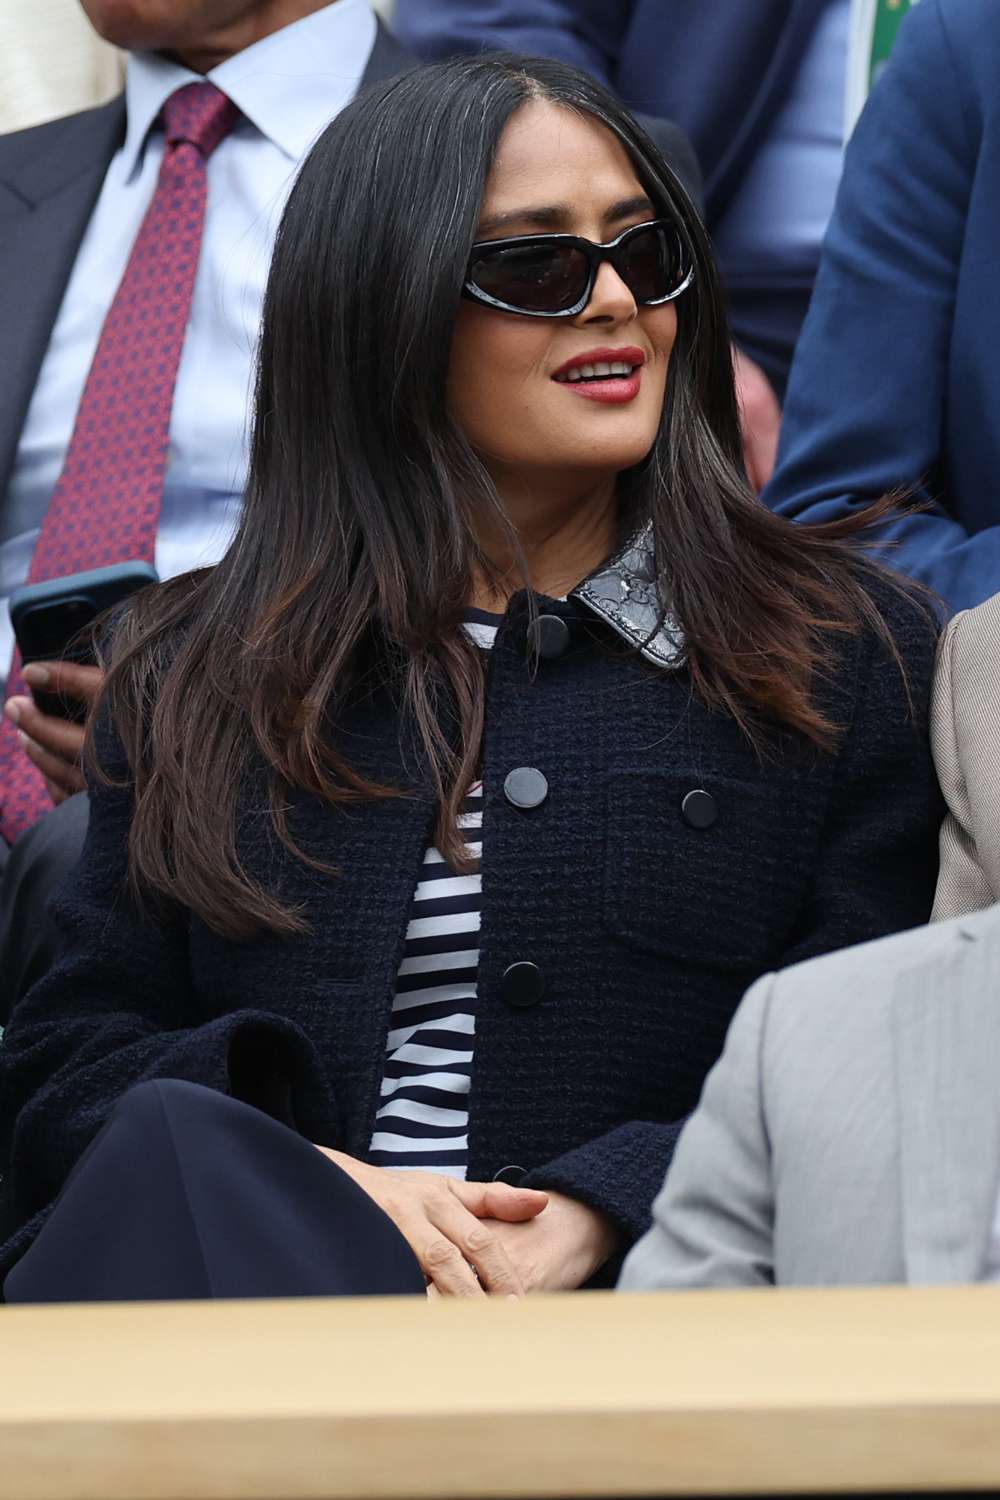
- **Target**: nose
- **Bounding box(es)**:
[575,260,637,327]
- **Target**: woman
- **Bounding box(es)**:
[0,54,942,1303]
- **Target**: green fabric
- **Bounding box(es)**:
[870,0,916,88]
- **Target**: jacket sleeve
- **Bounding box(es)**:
[931,605,1000,920]
[761,0,994,612]
[0,713,338,1279]
[617,977,776,1290]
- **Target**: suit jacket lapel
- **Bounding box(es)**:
[0,97,125,505]
[893,909,1000,1283]
[359,20,415,91]
[704,0,829,220]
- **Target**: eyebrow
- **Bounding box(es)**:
[475,194,656,240]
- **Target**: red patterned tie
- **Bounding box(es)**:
[1,82,239,843]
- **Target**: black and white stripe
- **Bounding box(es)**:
[368,610,499,1176]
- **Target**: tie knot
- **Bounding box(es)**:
[162,81,239,157]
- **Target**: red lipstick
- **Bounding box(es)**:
[551,346,646,405]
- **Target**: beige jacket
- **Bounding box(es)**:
[0,0,123,136]
[931,592,1000,920]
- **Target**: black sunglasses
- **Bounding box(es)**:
[463,218,694,318]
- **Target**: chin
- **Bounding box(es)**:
[80,0,171,46]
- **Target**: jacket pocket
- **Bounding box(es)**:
[603,766,794,971]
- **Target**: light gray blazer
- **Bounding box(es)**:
[620,904,1000,1288]
[932,592,1000,920]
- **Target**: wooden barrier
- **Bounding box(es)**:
[5,1285,1000,1500]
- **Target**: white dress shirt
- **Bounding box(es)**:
[0,0,376,687]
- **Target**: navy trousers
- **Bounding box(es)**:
[3,1079,426,1303]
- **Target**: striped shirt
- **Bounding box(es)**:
[367,609,500,1176]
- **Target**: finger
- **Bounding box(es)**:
[23,660,104,706]
[14,733,85,796]
[429,1197,525,1297]
[426,1283,442,1300]
[43,776,67,806]
[415,1228,486,1299]
[5,697,86,762]
[455,1179,549,1222]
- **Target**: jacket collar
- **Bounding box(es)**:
[571,525,685,669]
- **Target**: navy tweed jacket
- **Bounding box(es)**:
[0,564,942,1283]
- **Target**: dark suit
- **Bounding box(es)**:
[763,0,1000,613]
[394,0,833,389]
[0,22,418,1015]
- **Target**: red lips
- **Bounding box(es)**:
[551,345,646,404]
[550,345,646,380]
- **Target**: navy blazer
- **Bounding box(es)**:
[0,544,943,1284]
[763,0,1000,613]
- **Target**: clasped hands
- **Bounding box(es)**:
[4,660,103,803]
[317,1148,621,1298]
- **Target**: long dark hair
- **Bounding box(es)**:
[97,53,922,938]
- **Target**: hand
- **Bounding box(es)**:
[733,346,781,492]
[4,661,104,804]
[316,1148,549,1297]
[486,1190,624,1293]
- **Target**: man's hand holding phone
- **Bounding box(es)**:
[5,562,157,809]
[5,663,104,804]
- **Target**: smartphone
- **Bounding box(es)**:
[9,561,159,722]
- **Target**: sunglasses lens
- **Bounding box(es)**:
[620,223,686,302]
[468,242,589,313]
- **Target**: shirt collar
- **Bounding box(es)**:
[120,0,376,180]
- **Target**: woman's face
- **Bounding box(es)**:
[448,99,679,492]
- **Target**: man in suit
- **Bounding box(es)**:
[0,0,417,1015]
[620,903,1000,1288]
[394,0,852,485]
[763,0,1000,613]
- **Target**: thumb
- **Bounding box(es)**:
[458,1180,549,1220]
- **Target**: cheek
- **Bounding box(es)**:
[447,306,553,454]
[643,306,678,397]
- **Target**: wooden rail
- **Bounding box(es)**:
[5,1285,1000,1499]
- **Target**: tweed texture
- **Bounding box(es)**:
[0,82,238,844]
[0,584,943,1282]
[931,593,1000,920]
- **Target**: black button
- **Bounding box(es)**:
[504,767,548,810]
[526,614,571,660]
[493,1164,527,1186]
[501,961,545,1008]
[681,789,717,829]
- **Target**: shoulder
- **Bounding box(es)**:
[823,568,939,723]
[0,94,123,169]
[765,907,985,1030]
[939,592,1000,674]
[889,0,990,104]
